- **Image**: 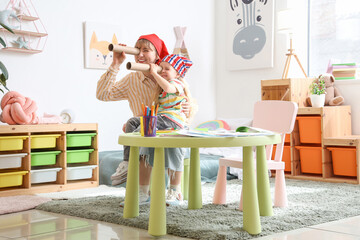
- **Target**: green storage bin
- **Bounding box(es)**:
[31,151,61,166]
[66,133,96,147]
[67,149,94,163]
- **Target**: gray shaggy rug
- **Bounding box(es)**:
[36,178,360,239]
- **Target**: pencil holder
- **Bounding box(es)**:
[143,116,157,137]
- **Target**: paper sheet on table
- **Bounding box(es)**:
[173,127,275,138]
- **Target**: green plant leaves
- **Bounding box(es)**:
[0,23,15,34]
[0,37,6,47]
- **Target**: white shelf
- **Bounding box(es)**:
[18,15,39,21]
[1,47,42,54]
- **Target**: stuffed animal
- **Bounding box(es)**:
[306,73,345,107]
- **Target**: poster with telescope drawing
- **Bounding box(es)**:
[226,0,274,70]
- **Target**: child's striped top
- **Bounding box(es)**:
[157,79,187,128]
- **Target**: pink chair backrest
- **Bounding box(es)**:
[253,101,298,161]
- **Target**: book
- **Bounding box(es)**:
[334,76,356,80]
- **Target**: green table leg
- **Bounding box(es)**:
[242,146,261,235]
[148,147,166,236]
[123,146,139,218]
[188,148,202,210]
[256,145,273,216]
[182,158,190,200]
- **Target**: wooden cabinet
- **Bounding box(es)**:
[0,123,98,196]
[285,106,358,183]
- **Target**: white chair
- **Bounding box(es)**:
[213,100,298,209]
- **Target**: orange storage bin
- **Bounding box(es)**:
[285,134,290,144]
[271,145,291,172]
[297,116,322,144]
[327,147,357,177]
[295,146,322,174]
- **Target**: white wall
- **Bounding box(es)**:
[215,0,308,120]
[1,0,216,151]
[214,0,360,135]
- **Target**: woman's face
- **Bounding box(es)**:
[159,62,179,80]
[134,41,158,64]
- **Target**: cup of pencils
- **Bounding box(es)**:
[141,103,158,137]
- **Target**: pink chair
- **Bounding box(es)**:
[213,100,298,209]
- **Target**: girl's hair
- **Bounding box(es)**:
[152,76,197,124]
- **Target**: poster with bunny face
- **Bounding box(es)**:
[226,0,274,70]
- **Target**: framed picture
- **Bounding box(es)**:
[84,22,128,69]
[226,0,274,70]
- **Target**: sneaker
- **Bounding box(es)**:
[111,161,128,185]
[119,191,150,207]
[166,189,183,206]
[112,178,126,186]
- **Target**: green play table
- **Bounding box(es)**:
[118,132,281,236]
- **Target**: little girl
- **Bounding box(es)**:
[143,54,193,204]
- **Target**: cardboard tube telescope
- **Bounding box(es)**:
[108,44,140,55]
[126,62,162,73]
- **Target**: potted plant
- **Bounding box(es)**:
[0,20,14,94]
[309,76,326,107]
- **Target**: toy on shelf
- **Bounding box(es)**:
[306,73,345,107]
[0,91,74,125]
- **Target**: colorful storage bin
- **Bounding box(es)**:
[30,168,62,184]
[31,134,61,149]
[297,116,322,144]
[0,171,28,188]
[0,153,27,169]
[66,133,96,147]
[31,151,61,166]
[295,146,322,174]
[67,165,97,180]
[67,149,94,163]
[328,147,357,177]
[0,136,28,151]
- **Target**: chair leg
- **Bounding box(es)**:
[213,165,227,204]
[274,170,288,207]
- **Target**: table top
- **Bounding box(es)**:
[118,133,281,148]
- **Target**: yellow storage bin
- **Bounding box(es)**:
[0,171,28,188]
[31,134,61,149]
[0,136,28,151]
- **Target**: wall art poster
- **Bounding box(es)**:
[226,0,274,70]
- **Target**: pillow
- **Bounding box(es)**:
[196,120,230,130]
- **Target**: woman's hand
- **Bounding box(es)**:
[111,44,126,69]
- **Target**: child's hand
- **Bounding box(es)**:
[111,44,126,69]
[149,64,158,76]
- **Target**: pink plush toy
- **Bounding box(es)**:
[0,91,62,125]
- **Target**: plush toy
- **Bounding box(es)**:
[306,73,345,107]
[0,91,74,125]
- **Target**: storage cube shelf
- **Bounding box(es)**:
[0,123,98,196]
[30,168,62,184]
[31,134,61,149]
[0,136,28,151]
[0,171,28,188]
[0,153,27,169]
[31,151,61,166]
[66,133,96,147]
[67,149,94,163]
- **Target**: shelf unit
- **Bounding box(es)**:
[285,106,357,183]
[0,123,98,197]
[1,1,47,53]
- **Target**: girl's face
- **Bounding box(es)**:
[134,40,158,64]
[159,62,179,80]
